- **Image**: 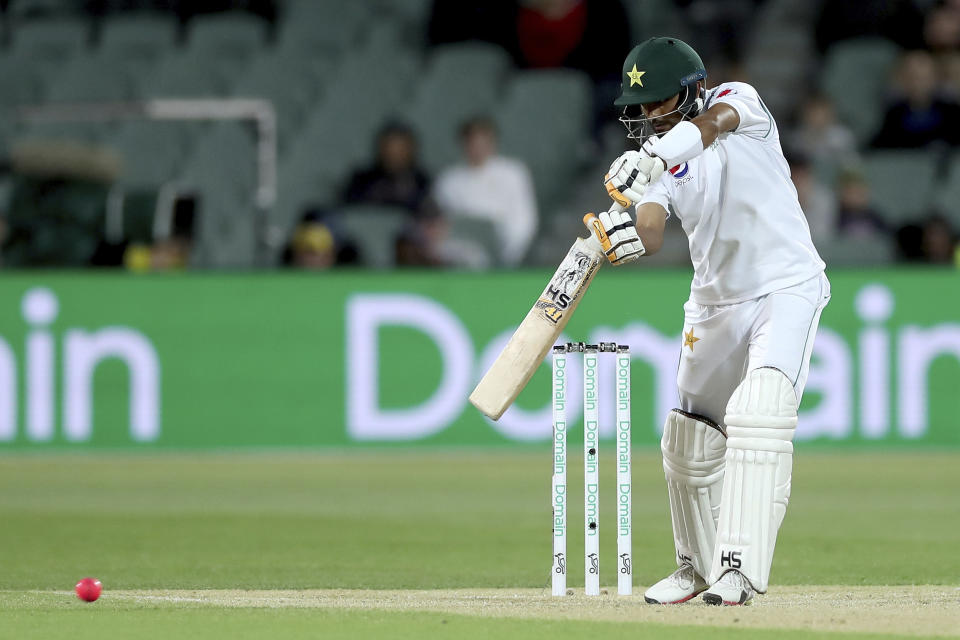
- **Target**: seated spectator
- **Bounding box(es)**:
[343,122,434,216]
[281,208,357,269]
[924,3,960,55]
[921,215,958,264]
[788,95,859,176]
[942,51,960,96]
[871,50,960,148]
[835,170,889,237]
[788,153,837,243]
[513,0,629,80]
[897,215,958,264]
[120,193,198,272]
[433,116,537,266]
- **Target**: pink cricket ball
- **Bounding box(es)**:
[75,577,102,602]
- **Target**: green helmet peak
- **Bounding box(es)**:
[614,37,707,106]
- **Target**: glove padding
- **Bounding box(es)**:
[604,149,667,208]
[583,206,645,266]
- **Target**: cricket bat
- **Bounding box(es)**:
[469,234,605,420]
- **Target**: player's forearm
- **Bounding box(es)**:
[635,203,666,256]
[649,104,742,169]
[691,103,741,148]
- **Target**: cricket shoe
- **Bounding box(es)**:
[702,570,755,606]
[643,564,708,604]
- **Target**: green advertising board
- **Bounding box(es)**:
[0,270,957,449]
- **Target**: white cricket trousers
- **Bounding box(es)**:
[676,272,831,425]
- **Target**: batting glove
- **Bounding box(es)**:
[604,149,667,209]
[583,206,645,266]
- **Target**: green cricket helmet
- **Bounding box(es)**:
[615,37,707,145]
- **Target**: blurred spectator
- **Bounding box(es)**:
[434,116,537,266]
[872,50,960,148]
[343,122,435,217]
[897,215,958,263]
[122,194,197,271]
[835,170,889,237]
[281,209,357,269]
[941,51,960,95]
[788,153,837,243]
[395,222,443,267]
[788,94,859,174]
[512,0,630,81]
[924,2,960,54]
[921,215,958,263]
[0,215,6,268]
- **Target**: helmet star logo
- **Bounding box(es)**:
[627,64,645,87]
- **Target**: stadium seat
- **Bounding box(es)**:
[277,6,366,57]
[176,124,261,267]
[10,16,91,63]
[138,51,235,98]
[108,121,192,189]
[379,0,433,32]
[335,204,411,268]
[6,0,77,18]
[231,56,320,149]
[187,11,269,64]
[933,154,960,228]
[14,121,105,145]
[495,70,592,205]
[290,50,420,187]
[272,167,339,246]
[179,123,258,196]
[0,55,45,107]
[501,70,591,143]
[404,43,511,172]
[428,42,512,83]
[816,232,895,266]
[621,0,692,44]
[44,55,136,103]
[190,191,259,268]
[863,151,938,225]
[446,215,503,267]
[98,12,179,65]
[821,38,901,143]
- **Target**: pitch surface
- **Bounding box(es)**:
[0,452,957,638]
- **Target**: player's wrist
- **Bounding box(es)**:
[647,120,704,170]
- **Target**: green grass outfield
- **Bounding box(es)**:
[0,451,958,638]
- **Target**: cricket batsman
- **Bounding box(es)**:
[586,37,830,605]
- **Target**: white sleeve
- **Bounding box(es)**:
[432,171,455,212]
[638,174,672,219]
[504,162,538,265]
[710,82,774,140]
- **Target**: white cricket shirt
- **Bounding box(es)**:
[639,81,825,305]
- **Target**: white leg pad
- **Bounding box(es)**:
[710,367,797,593]
[661,409,727,580]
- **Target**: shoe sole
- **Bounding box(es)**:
[702,592,753,606]
[644,589,706,605]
